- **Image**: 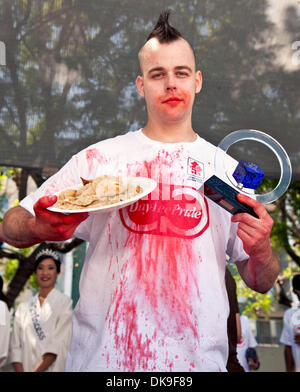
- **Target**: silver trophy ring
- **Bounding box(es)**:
[215,129,292,204]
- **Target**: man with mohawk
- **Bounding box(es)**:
[1,11,278,372]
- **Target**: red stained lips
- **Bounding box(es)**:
[162,96,183,105]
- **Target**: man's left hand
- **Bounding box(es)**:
[231,193,274,262]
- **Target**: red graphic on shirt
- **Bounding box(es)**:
[119,183,209,239]
[190,160,202,176]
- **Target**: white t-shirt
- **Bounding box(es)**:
[280,306,300,372]
[20,129,250,372]
[237,315,258,371]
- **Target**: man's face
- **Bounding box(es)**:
[136,38,202,125]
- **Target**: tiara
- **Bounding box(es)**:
[35,248,60,262]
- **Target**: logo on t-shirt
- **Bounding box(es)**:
[187,157,205,184]
[119,183,209,239]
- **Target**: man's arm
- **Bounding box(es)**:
[1,206,41,248]
[236,313,241,343]
[232,194,279,294]
[284,345,295,372]
[2,196,88,248]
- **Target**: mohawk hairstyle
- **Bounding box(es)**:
[146,10,182,43]
[138,10,196,74]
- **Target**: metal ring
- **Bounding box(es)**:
[215,129,292,204]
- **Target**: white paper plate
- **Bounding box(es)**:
[47,177,157,214]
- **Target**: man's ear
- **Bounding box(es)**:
[195,70,203,94]
[136,75,145,98]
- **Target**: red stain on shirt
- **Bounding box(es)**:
[105,150,207,371]
[107,233,202,370]
[107,224,203,371]
[85,148,106,173]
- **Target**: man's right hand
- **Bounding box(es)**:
[29,195,89,243]
[2,195,89,248]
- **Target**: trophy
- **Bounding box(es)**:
[201,129,292,217]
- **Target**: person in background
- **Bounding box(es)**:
[225,267,244,372]
[237,314,260,371]
[0,276,10,369]
[10,249,73,372]
[280,274,300,372]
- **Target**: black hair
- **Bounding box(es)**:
[140,10,196,69]
[34,254,61,274]
[146,10,182,43]
[292,274,300,291]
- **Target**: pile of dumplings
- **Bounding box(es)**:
[56,175,143,210]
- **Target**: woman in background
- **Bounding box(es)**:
[10,249,73,372]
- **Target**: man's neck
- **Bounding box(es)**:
[142,121,197,143]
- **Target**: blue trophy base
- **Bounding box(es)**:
[203,175,258,218]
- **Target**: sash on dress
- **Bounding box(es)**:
[29,299,46,341]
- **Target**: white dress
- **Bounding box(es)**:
[0,300,10,368]
[20,129,250,372]
[10,288,73,372]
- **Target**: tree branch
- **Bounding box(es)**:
[15,0,33,35]
[52,237,85,253]
[0,247,26,262]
